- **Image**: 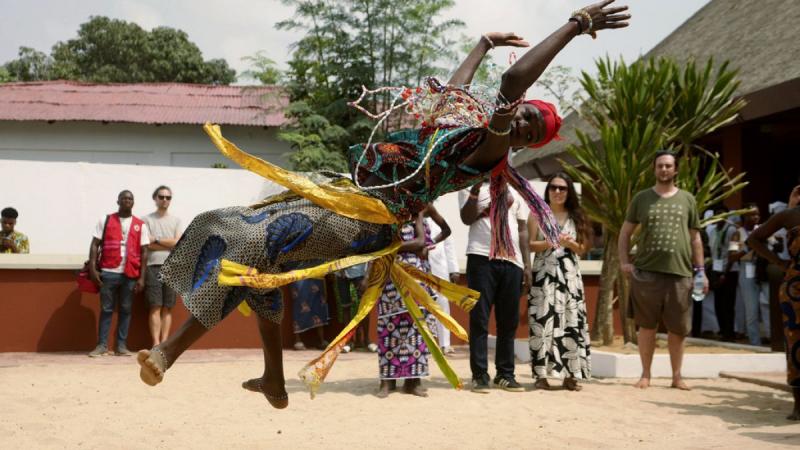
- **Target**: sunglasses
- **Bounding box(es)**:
[158,195,172,200]
[548,185,568,193]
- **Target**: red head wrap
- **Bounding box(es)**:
[524,99,562,148]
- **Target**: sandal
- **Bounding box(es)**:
[242,378,289,409]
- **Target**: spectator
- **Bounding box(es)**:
[290,278,330,350]
[333,263,376,353]
[528,172,592,390]
[88,190,149,357]
[619,151,707,390]
[706,206,738,341]
[1,207,30,254]
[731,203,770,346]
[376,214,436,398]
[460,180,530,393]
[143,186,182,347]
[425,202,460,354]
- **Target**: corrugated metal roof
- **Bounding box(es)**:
[0,81,289,126]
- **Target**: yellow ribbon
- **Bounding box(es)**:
[390,264,463,390]
[203,123,398,225]
[297,253,393,398]
[390,262,468,342]
[217,242,402,289]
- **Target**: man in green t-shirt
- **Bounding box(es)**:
[619,150,708,390]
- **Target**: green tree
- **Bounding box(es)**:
[3,16,235,84]
[240,51,283,84]
[276,0,463,171]
[0,67,11,83]
[563,57,747,344]
[4,47,52,81]
[278,101,350,172]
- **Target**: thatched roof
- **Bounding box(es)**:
[513,0,800,171]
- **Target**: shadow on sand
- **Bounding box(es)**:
[644,383,798,444]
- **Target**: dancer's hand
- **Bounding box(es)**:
[484,32,529,48]
[578,0,631,37]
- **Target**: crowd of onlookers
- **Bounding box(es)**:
[695,198,797,347]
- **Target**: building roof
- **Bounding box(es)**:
[513,0,800,170]
[0,81,289,127]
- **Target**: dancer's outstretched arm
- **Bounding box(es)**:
[464,0,630,170]
[448,32,529,87]
[499,0,629,102]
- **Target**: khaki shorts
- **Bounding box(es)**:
[630,268,692,336]
[146,265,177,308]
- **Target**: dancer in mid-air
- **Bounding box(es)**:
[136,1,631,409]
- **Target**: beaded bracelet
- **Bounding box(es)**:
[482,34,495,49]
[568,17,584,34]
[570,9,593,35]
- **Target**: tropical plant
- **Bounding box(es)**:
[563,56,747,344]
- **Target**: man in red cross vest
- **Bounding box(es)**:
[88,190,150,357]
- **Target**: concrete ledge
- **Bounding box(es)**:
[591,350,786,378]
[0,254,85,270]
[489,336,785,378]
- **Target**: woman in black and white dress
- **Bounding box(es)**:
[528,172,592,390]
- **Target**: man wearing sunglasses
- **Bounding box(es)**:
[143,186,183,347]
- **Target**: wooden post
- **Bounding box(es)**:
[721,125,743,209]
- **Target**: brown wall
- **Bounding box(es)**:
[0,268,607,353]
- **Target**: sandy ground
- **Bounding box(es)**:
[1,348,798,449]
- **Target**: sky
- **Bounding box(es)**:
[0,0,711,101]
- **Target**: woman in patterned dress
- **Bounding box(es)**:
[748,186,800,420]
[376,213,438,398]
[528,172,592,390]
[135,3,630,409]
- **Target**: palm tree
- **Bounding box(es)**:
[563,56,747,345]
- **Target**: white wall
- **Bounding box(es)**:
[0,121,291,168]
[1,154,576,266]
[0,159,286,255]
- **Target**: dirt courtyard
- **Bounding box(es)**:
[1,348,798,449]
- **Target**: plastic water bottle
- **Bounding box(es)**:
[691,271,705,302]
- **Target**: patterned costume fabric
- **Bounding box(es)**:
[781,225,800,388]
[349,127,488,221]
[377,223,438,380]
[159,193,393,329]
[290,278,330,334]
[528,218,591,380]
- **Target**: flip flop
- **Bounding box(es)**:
[137,348,167,386]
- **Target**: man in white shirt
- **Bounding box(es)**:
[460,181,530,393]
[426,207,460,354]
[88,190,150,357]
[143,186,183,347]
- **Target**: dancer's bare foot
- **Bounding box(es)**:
[403,378,428,397]
[242,377,289,409]
[137,348,167,386]
[563,377,582,391]
[633,377,650,389]
[671,378,691,391]
[534,378,551,390]
[375,380,396,398]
